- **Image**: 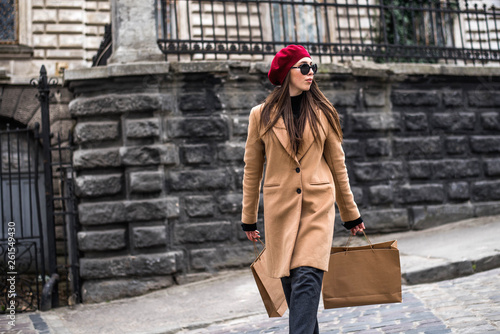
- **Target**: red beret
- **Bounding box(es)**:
[268,45,311,86]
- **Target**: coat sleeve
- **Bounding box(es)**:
[323,123,361,223]
[241,107,265,225]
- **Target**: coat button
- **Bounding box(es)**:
[295,167,300,173]
[296,188,301,194]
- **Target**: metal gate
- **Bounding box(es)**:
[0,66,80,314]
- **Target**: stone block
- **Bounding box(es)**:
[221,91,267,110]
[218,193,243,213]
[391,90,440,106]
[351,112,401,131]
[182,144,214,164]
[185,195,215,217]
[448,182,470,200]
[218,142,245,161]
[351,186,363,205]
[472,181,500,201]
[46,49,85,59]
[75,174,122,198]
[126,198,180,221]
[78,201,126,225]
[120,144,178,166]
[69,94,161,116]
[393,137,441,157]
[167,116,229,139]
[133,226,167,248]
[470,136,500,153]
[468,90,500,107]
[353,161,404,182]
[404,113,428,131]
[408,161,432,179]
[359,209,410,233]
[58,9,84,23]
[399,184,444,204]
[474,201,500,217]
[179,92,207,112]
[190,245,254,270]
[78,229,126,252]
[325,90,357,107]
[484,159,500,176]
[481,112,500,130]
[445,136,468,155]
[33,9,57,23]
[175,221,232,243]
[82,276,174,303]
[342,139,363,158]
[431,113,475,131]
[369,185,393,205]
[364,90,386,107]
[85,11,110,25]
[169,169,231,191]
[79,198,179,225]
[46,0,83,9]
[412,203,474,230]
[443,90,463,107]
[74,121,119,143]
[232,115,249,136]
[59,34,84,48]
[365,138,390,156]
[125,118,160,138]
[233,167,244,190]
[130,171,163,193]
[73,148,121,169]
[33,34,58,48]
[431,159,480,179]
[80,251,182,279]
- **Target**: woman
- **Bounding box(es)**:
[240,45,365,334]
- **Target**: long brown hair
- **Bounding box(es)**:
[260,73,343,153]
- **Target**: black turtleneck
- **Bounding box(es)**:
[291,92,304,119]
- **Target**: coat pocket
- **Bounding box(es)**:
[263,183,280,188]
[309,180,331,186]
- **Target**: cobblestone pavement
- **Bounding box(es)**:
[2,269,499,334]
[182,268,500,334]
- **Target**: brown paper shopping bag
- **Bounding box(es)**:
[250,240,288,317]
[322,231,402,309]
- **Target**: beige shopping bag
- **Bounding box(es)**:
[322,231,402,309]
[250,240,288,317]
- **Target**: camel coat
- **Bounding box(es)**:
[241,103,360,278]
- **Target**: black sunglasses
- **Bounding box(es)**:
[291,63,318,75]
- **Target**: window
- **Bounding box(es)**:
[0,0,18,44]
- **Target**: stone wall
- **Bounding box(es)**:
[0,0,110,82]
[65,61,500,302]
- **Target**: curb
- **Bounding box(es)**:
[403,254,500,285]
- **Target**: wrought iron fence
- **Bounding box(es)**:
[0,124,45,313]
[0,66,81,314]
[157,0,500,65]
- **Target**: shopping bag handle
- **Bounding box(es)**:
[344,230,374,252]
[253,238,265,258]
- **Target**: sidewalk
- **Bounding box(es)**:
[8,215,500,334]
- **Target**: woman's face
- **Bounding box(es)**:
[288,57,315,96]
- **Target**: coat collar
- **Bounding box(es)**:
[272,114,315,163]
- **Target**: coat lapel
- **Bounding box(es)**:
[296,118,314,161]
[272,116,316,163]
[272,117,298,163]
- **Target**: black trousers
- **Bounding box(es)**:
[281,266,324,334]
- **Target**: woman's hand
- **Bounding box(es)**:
[245,230,261,242]
[350,222,366,236]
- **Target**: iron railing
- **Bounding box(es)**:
[0,124,45,313]
[157,0,500,65]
